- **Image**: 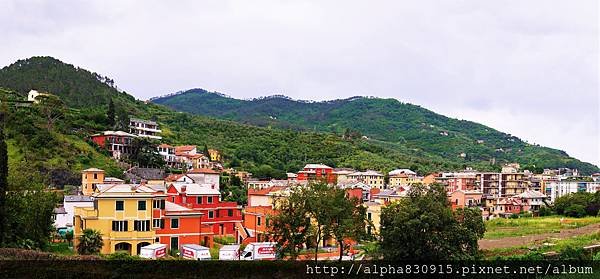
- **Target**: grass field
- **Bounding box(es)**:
[483,232,600,259]
[484,216,600,239]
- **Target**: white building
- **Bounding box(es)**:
[545,181,600,202]
[27,90,51,103]
[53,195,94,230]
[129,118,162,140]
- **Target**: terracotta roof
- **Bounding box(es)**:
[248,186,286,196]
[165,174,185,182]
[188,168,219,174]
[175,145,196,152]
[158,143,173,148]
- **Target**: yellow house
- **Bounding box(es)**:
[73,184,165,255]
[81,168,105,196]
[388,174,423,187]
[365,201,383,236]
[347,171,385,189]
[208,149,221,162]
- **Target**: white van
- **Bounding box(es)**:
[139,244,168,259]
[219,245,240,260]
[240,242,276,260]
[181,244,211,260]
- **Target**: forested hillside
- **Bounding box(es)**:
[153,89,600,174]
[0,57,597,181]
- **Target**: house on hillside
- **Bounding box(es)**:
[129,118,162,140]
[90,131,136,160]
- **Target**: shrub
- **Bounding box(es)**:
[104,252,141,261]
[593,251,600,261]
[169,249,179,257]
[538,206,554,217]
[564,205,586,218]
[559,246,587,260]
[509,214,519,219]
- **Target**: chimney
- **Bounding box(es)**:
[181,185,187,192]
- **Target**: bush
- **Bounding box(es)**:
[509,214,519,219]
[538,206,554,217]
[593,251,600,261]
[559,247,587,260]
[564,205,586,218]
[169,249,179,257]
[104,252,141,261]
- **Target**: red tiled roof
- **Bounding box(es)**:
[165,174,185,182]
[175,145,196,152]
[187,168,219,174]
[158,143,173,148]
[248,186,286,196]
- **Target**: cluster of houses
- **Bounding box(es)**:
[90,118,222,170]
[244,163,600,237]
[51,117,600,257]
[54,167,243,255]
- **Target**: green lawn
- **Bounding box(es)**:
[46,242,75,256]
[484,216,600,239]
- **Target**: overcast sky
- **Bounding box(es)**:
[0,0,598,166]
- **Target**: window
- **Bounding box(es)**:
[197,196,202,204]
[171,197,175,202]
[257,216,262,226]
[160,200,165,209]
[207,196,213,204]
[170,237,179,250]
[134,220,150,231]
[367,212,372,221]
[208,211,214,219]
[138,201,147,210]
[153,218,163,228]
[112,220,128,231]
[115,201,124,211]
[227,209,233,217]
[171,218,179,229]
[93,173,98,179]
[153,200,163,209]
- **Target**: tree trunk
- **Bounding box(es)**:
[338,240,344,262]
[314,227,321,262]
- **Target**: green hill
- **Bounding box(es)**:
[0,56,596,181]
[152,89,599,175]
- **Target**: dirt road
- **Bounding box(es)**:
[479,223,600,250]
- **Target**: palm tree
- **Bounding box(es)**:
[77,229,104,255]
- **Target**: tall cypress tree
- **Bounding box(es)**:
[0,104,7,245]
[107,98,115,128]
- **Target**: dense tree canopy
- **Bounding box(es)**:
[379,184,485,260]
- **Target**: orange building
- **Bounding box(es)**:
[81,168,105,196]
[154,201,214,250]
[296,164,337,184]
[243,206,277,244]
